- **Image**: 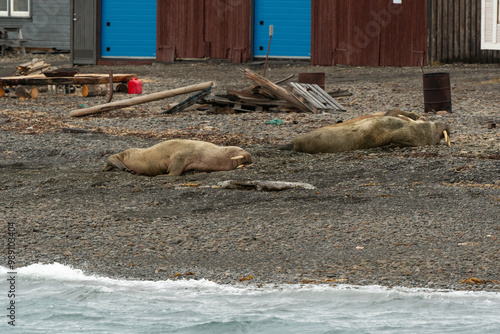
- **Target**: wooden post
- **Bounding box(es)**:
[69,82,214,117]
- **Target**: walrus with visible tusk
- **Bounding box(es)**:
[103,139,252,176]
[281,110,451,154]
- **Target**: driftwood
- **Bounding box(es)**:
[82,84,108,97]
[15,85,38,99]
[243,69,314,113]
[218,180,316,191]
[69,82,214,117]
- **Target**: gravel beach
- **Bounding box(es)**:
[1,53,499,291]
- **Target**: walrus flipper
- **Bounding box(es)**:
[166,157,188,176]
[278,143,295,151]
[103,155,135,174]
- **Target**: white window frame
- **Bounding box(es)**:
[482,0,500,50]
[10,0,30,17]
[0,0,8,16]
[0,0,30,18]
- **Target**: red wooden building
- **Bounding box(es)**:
[72,0,500,66]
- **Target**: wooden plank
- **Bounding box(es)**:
[289,83,346,112]
[443,0,449,60]
[465,0,471,59]
[161,86,212,114]
[69,82,213,117]
[243,69,314,113]
[454,0,460,59]
[0,74,137,86]
[308,84,346,111]
[436,0,443,61]
[460,0,466,58]
[290,83,326,110]
[307,84,346,111]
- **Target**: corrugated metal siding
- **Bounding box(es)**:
[428,0,500,63]
[0,0,70,50]
[101,0,156,58]
[157,0,250,63]
[311,0,427,67]
[253,0,311,58]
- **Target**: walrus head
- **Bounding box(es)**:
[231,151,252,168]
[435,123,451,146]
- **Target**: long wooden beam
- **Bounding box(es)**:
[69,82,214,117]
[0,74,137,86]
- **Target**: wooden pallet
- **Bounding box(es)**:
[288,82,346,113]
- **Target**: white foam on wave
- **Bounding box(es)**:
[1,263,499,301]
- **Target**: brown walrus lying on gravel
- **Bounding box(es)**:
[281,110,451,154]
[103,139,252,176]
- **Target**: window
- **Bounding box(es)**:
[481,0,500,50]
[0,0,8,16]
[0,0,30,17]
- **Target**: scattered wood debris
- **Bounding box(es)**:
[15,58,51,76]
[179,68,347,114]
[69,82,214,117]
[161,86,212,114]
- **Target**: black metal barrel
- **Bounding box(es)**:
[423,72,452,113]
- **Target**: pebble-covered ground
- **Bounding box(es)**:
[1,53,499,291]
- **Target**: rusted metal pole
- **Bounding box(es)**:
[263,25,273,78]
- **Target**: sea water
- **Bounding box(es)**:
[1,263,499,333]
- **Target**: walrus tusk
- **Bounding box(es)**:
[237,164,245,168]
[231,155,245,160]
[443,130,451,146]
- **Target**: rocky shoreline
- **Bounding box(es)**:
[1,54,499,291]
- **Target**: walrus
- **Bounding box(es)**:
[103,139,252,176]
[281,110,451,154]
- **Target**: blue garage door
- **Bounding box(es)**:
[101,0,156,58]
[254,0,311,58]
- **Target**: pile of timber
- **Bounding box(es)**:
[168,69,346,114]
[15,59,51,76]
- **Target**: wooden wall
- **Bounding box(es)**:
[0,0,70,51]
[311,0,427,67]
[427,0,500,63]
[157,0,251,63]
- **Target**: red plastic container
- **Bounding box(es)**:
[128,78,143,94]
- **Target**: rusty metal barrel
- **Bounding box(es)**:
[298,73,326,90]
[423,72,452,113]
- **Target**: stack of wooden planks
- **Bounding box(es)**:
[200,69,346,114]
[15,59,51,76]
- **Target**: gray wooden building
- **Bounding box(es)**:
[0,0,70,51]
